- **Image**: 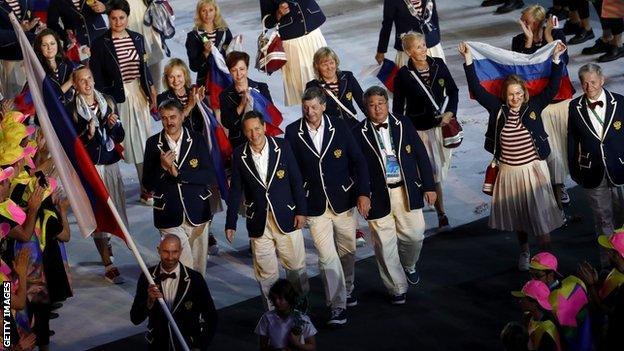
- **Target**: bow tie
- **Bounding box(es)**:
[159,272,177,281]
[374,122,388,131]
[588,100,604,110]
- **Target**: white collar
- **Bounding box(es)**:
[251,137,268,156]
[371,116,390,127]
[165,128,184,144]
[305,116,324,132]
[587,89,606,103]
[161,263,180,275]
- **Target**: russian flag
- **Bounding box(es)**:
[249,88,283,136]
[466,40,574,101]
[377,59,399,93]
[197,100,231,200]
[10,13,125,242]
[206,45,232,110]
[14,88,35,117]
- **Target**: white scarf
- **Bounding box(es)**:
[76,91,115,152]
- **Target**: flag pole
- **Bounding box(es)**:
[105,199,191,351]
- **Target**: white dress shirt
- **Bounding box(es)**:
[586,89,607,138]
[251,137,270,184]
[372,116,403,183]
[306,117,325,154]
[160,263,180,309]
[165,128,184,162]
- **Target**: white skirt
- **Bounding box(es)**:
[94,163,129,238]
[118,79,152,164]
[489,160,563,236]
[417,127,452,183]
[126,0,165,66]
[281,28,327,106]
[541,99,570,184]
[395,42,446,67]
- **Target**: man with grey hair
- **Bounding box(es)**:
[353,85,436,305]
[285,86,370,325]
[568,63,624,267]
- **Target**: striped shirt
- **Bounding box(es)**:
[417,67,431,85]
[499,110,539,166]
[72,0,82,9]
[112,37,140,83]
[199,30,217,45]
[177,93,189,107]
[321,81,339,95]
[6,0,21,18]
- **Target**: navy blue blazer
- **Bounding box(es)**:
[131,263,217,351]
[45,59,75,104]
[226,137,307,237]
[143,128,215,229]
[47,0,108,47]
[68,92,125,165]
[464,61,563,160]
[353,114,435,220]
[393,56,459,131]
[285,115,370,216]
[219,79,273,149]
[260,0,326,40]
[377,0,441,53]
[90,29,153,104]
[0,0,35,60]
[305,71,365,129]
[567,90,624,188]
[157,89,205,135]
[185,28,232,87]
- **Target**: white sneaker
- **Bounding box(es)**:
[518,251,530,271]
[560,186,570,205]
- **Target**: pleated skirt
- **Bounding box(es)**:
[541,99,570,184]
[281,28,327,106]
[489,160,563,236]
[118,80,152,164]
[417,127,452,183]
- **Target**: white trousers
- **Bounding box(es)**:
[307,208,356,309]
[160,219,210,277]
[367,187,425,295]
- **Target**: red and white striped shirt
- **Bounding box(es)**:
[417,67,431,85]
[321,81,339,95]
[6,0,22,18]
[113,37,141,83]
[499,110,539,166]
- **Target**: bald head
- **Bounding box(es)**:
[158,234,182,271]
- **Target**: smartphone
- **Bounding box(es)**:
[79,45,90,61]
[552,15,561,29]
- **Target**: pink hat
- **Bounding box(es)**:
[529,252,559,273]
[511,280,552,311]
[0,167,14,182]
[598,231,624,259]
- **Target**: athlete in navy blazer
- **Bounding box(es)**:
[285,114,370,216]
[260,0,326,40]
[226,135,307,237]
[143,126,215,229]
[568,89,624,188]
[354,113,435,220]
[0,0,36,60]
[185,27,232,88]
[47,0,109,48]
[305,71,365,129]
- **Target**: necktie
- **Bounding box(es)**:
[159,272,177,281]
[374,122,388,131]
[588,100,604,110]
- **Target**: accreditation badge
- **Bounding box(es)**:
[385,155,401,183]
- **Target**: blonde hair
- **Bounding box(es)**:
[162,58,192,90]
[401,32,426,52]
[521,4,547,23]
[312,47,340,78]
[501,75,530,104]
[194,0,228,31]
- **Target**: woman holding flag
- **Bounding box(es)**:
[459,40,567,271]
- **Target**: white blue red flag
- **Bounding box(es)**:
[466,40,574,100]
[197,101,231,200]
[248,88,283,136]
[206,45,232,109]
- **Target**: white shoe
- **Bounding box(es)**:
[518,251,530,271]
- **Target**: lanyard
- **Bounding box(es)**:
[374,123,394,153]
[587,98,605,126]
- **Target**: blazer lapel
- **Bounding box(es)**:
[171,265,191,314]
[389,114,403,156]
[319,115,335,159]
[157,131,172,154]
[102,34,120,66]
[177,128,193,167]
[241,143,266,189]
[361,120,385,172]
[575,97,601,140]
[337,73,348,99]
[266,137,281,188]
[297,118,319,158]
[602,90,617,140]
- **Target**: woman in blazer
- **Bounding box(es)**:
[34,29,75,104]
[459,41,567,271]
[219,51,273,150]
[305,46,365,129]
[260,0,327,106]
[90,0,156,205]
[393,32,458,231]
[185,0,232,89]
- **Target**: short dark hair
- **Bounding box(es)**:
[268,279,298,308]
[363,86,389,104]
[301,86,326,105]
[158,98,184,113]
[225,51,250,70]
[242,110,265,125]
[107,0,130,16]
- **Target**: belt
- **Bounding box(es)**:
[387,181,404,189]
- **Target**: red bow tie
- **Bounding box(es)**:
[588,100,604,110]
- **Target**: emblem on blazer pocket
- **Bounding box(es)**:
[184,301,193,310]
[406,144,412,153]
[346,92,352,100]
[614,121,622,131]
[530,111,537,120]
[438,78,445,87]
[276,170,285,179]
[189,158,199,168]
[334,149,342,158]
